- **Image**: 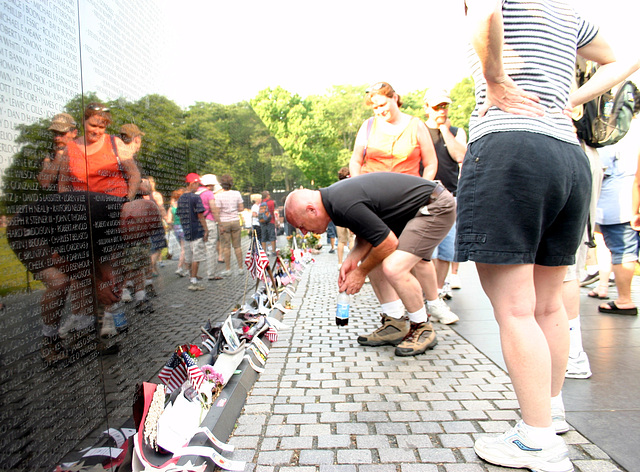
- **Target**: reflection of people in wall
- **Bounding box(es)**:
[32,113,79,363]
[7,192,162,365]
[37,113,78,191]
[144,176,168,277]
[58,103,141,201]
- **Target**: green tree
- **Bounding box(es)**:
[448,77,476,136]
[315,85,371,178]
[112,94,189,196]
[400,89,427,119]
[251,87,308,189]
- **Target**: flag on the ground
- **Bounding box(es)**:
[245,238,269,280]
[158,352,187,393]
[266,327,278,343]
[180,350,205,393]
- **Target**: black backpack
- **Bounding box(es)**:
[574,63,637,148]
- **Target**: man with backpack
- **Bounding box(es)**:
[259,190,277,255]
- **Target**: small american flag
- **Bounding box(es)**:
[158,352,187,394]
[266,327,278,343]
[180,350,205,393]
[245,237,269,280]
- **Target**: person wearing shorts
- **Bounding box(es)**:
[260,190,277,255]
[336,224,354,266]
[285,172,455,357]
[176,173,209,291]
[456,2,638,470]
[423,88,468,298]
[596,138,640,316]
[326,221,337,253]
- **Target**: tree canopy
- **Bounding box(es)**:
[1,77,475,212]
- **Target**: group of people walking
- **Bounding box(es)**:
[165,174,281,291]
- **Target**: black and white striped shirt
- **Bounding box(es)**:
[468,0,598,144]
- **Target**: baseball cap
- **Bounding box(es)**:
[201,174,218,186]
[119,123,145,139]
[48,113,77,132]
[423,88,452,106]
[185,173,201,184]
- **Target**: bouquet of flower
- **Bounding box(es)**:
[304,232,321,249]
[199,365,225,408]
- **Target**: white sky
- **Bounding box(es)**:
[157,0,640,107]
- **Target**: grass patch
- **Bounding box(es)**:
[0,228,43,297]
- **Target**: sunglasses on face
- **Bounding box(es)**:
[432,103,449,111]
[365,82,390,94]
[88,104,110,112]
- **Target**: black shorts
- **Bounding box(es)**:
[455,131,591,266]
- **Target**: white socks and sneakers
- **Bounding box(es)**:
[426,297,459,324]
[474,418,573,472]
[566,316,592,379]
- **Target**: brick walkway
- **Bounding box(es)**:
[227,251,625,472]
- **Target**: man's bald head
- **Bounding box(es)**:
[284,189,330,235]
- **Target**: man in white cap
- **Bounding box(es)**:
[38,113,78,190]
[423,88,468,306]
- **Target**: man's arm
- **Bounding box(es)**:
[55,151,73,193]
[439,123,468,163]
[37,150,64,190]
[466,0,544,117]
[339,232,398,295]
[198,212,209,242]
[115,137,141,201]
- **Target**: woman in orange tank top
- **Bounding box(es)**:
[59,103,141,201]
[349,82,437,179]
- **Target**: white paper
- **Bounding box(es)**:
[157,393,203,454]
[221,316,241,350]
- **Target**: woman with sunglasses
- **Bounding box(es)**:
[59,103,141,201]
[349,82,437,179]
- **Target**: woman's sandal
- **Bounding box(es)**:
[598,301,638,315]
[587,289,609,299]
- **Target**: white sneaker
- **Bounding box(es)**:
[59,315,93,339]
[551,396,570,435]
[427,298,459,325]
[58,317,77,339]
[474,420,573,472]
[439,281,452,300]
[220,270,232,277]
[565,351,592,379]
[121,288,133,303]
[447,273,462,290]
[100,312,118,338]
[175,268,188,277]
[188,283,205,291]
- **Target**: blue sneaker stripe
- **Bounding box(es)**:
[512,439,542,452]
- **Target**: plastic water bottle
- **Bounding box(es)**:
[110,302,128,333]
[336,291,350,326]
